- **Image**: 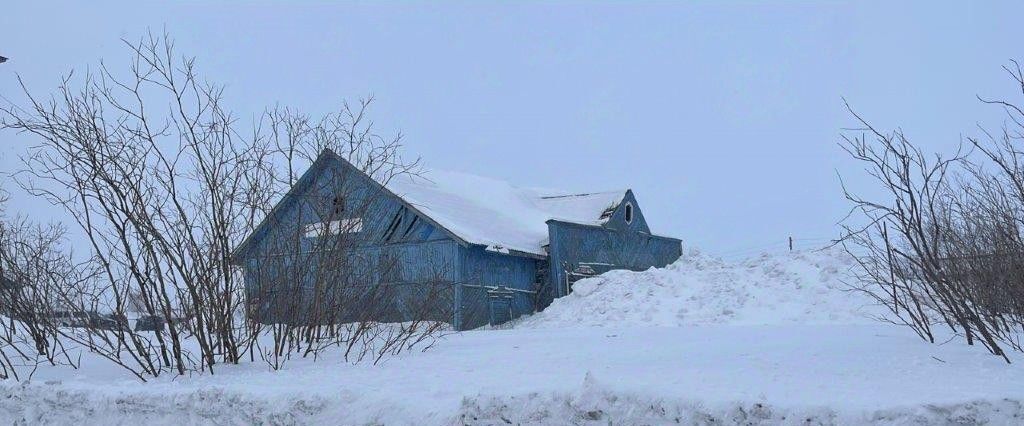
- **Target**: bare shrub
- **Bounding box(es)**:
[0,189,79,380]
[840,62,1024,361]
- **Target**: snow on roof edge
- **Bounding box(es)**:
[386,169,627,256]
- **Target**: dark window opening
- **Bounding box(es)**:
[331,196,344,215]
[402,215,420,237]
[383,209,404,242]
[624,202,634,224]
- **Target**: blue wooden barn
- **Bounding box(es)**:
[232,149,681,330]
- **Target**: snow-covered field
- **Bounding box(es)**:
[4,249,1024,425]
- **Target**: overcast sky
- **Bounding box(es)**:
[2,1,1023,257]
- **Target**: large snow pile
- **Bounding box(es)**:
[518,247,883,329]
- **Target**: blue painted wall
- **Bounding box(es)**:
[456,246,539,329]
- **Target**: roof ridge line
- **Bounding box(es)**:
[538,189,626,200]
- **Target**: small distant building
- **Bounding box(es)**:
[232,149,681,330]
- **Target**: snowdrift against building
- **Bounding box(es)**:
[518,247,885,329]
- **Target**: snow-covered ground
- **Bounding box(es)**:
[4,249,1024,425]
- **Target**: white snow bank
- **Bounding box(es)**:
[4,326,1023,425]
[8,375,1023,426]
[459,375,1024,426]
[0,384,331,425]
[518,247,883,328]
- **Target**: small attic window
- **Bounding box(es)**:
[624,202,634,224]
[331,196,344,215]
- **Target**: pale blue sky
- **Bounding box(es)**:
[2,1,1022,256]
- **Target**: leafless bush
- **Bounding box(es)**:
[0,190,79,380]
[1,32,265,376]
[1,31,445,379]
[840,62,1024,361]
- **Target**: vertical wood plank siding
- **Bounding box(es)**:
[456,246,539,330]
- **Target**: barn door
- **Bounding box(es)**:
[563,262,599,296]
[486,287,515,326]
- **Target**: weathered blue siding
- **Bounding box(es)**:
[243,242,461,324]
[604,190,651,234]
[456,246,539,329]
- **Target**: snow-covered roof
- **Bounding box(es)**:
[386,170,625,256]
